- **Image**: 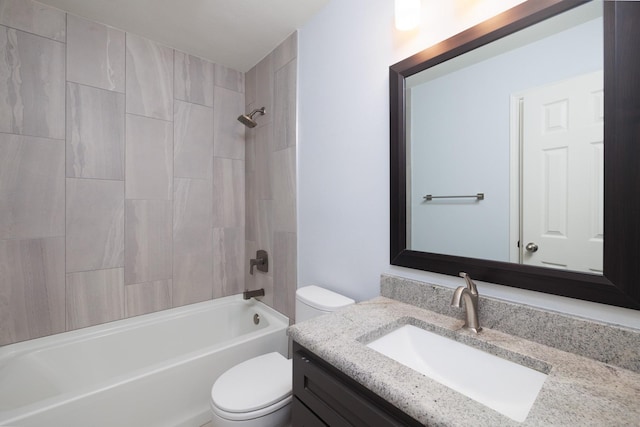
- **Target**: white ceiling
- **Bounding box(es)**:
[37,0,329,72]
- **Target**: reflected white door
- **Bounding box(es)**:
[520,71,603,273]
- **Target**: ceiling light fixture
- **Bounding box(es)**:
[395,0,421,31]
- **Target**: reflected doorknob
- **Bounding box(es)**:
[525,242,539,253]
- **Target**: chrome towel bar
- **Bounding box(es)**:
[423,193,484,201]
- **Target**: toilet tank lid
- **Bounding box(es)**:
[296,285,355,311]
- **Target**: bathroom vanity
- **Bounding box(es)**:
[292,342,422,426]
[288,275,640,426]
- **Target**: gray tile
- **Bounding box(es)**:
[212,158,244,228]
[173,178,214,306]
[274,60,297,151]
[244,239,257,288]
[125,200,172,285]
[125,279,172,317]
[0,0,65,41]
[175,51,214,107]
[214,63,244,93]
[245,170,256,242]
[126,33,173,120]
[0,237,65,345]
[273,231,296,321]
[66,268,124,330]
[213,86,245,160]
[272,147,296,233]
[245,119,256,174]
[0,134,64,239]
[66,15,125,92]
[173,228,213,306]
[125,114,173,200]
[256,200,274,268]
[255,270,274,308]
[174,178,212,232]
[254,122,273,200]
[174,100,213,180]
[273,31,297,71]
[213,227,244,299]
[66,82,125,180]
[254,54,274,127]
[0,26,65,139]
[66,178,124,273]
[244,120,257,241]
[244,66,256,107]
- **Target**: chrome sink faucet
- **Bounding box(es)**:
[451,272,482,333]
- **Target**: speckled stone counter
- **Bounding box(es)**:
[380,275,640,373]
[288,295,640,426]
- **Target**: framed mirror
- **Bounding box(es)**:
[390,0,640,309]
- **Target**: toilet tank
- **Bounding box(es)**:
[295,285,355,323]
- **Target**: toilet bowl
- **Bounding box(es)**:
[209,286,354,426]
[210,352,292,427]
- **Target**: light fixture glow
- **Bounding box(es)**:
[395,0,421,31]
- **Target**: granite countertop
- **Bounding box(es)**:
[287,296,640,426]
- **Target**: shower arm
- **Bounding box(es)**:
[248,107,266,118]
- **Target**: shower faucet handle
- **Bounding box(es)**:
[249,250,268,275]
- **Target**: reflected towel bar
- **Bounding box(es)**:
[423,193,485,201]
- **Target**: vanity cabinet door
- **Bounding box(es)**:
[292,342,422,427]
[292,397,328,426]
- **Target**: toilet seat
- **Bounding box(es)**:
[210,352,292,422]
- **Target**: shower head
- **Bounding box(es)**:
[237,107,266,128]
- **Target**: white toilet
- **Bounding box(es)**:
[209,285,355,427]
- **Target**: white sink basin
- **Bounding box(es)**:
[366,325,547,422]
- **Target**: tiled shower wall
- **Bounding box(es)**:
[0,0,249,346]
[245,34,298,322]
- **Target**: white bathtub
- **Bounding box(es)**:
[0,295,289,427]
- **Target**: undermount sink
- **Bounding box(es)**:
[366,325,548,422]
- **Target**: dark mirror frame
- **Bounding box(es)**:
[390,0,640,310]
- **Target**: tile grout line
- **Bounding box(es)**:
[171,46,176,309]
[64,10,68,333]
[123,31,128,318]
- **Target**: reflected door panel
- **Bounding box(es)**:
[520,71,603,273]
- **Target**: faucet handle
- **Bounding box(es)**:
[459,272,478,295]
[249,250,269,275]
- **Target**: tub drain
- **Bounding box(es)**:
[253,313,260,325]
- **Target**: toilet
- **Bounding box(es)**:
[209,285,355,427]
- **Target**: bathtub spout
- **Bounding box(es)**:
[243,288,265,300]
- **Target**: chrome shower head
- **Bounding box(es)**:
[237,107,266,128]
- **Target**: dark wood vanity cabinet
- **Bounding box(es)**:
[292,342,423,427]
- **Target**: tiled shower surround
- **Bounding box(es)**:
[244,35,298,322]
[0,0,298,345]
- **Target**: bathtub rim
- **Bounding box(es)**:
[0,294,289,424]
[0,294,288,361]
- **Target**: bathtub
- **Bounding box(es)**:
[0,295,289,427]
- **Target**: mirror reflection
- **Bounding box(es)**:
[406,1,603,274]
